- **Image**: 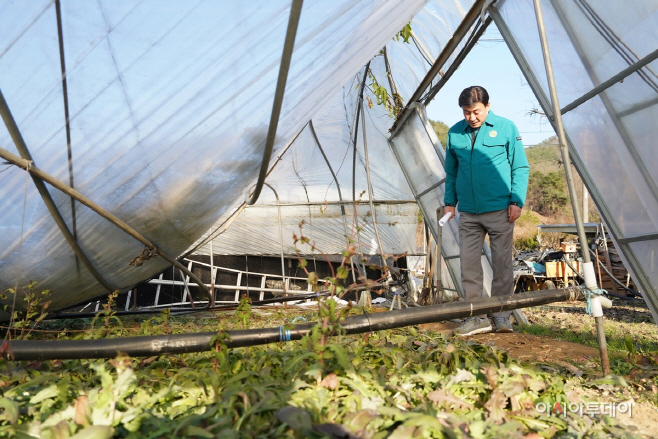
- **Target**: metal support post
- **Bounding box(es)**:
[533,0,609,375]
[404,0,488,108]
[595,315,611,375]
[424,16,493,104]
[435,207,444,303]
[353,64,371,308]
[360,104,386,268]
[247,0,304,205]
[582,183,589,223]
[209,239,215,307]
[533,0,591,266]
[261,183,287,297]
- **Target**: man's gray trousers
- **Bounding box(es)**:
[458,209,514,319]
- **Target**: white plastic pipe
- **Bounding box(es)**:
[590,295,613,318]
[582,261,597,289]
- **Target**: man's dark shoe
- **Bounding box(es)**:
[453,317,492,336]
[492,317,513,333]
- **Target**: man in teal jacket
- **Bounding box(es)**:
[444,86,529,336]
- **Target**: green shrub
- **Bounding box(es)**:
[515,234,539,250]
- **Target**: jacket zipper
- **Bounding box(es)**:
[470,128,478,213]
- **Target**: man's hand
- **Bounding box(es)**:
[445,206,456,222]
[508,204,522,222]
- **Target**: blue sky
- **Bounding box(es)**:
[426,24,556,146]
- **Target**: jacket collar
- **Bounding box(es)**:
[461,110,498,132]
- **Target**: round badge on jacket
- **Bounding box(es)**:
[489,130,497,137]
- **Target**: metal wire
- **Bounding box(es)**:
[575,0,658,93]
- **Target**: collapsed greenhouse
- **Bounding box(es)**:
[2,0,658,437]
[0,0,657,326]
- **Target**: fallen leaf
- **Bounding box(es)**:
[0,397,18,425]
[555,360,583,377]
[498,379,525,398]
[484,389,508,423]
[446,369,475,387]
[482,365,499,388]
[320,373,339,390]
[139,356,158,367]
[74,395,90,427]
[346,409,377,432]
[426,389,473,409]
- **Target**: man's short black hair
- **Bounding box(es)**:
[458,86,489,107]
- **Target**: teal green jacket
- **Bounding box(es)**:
[444,111,529,214]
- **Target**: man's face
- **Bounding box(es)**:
[461,102,490,129]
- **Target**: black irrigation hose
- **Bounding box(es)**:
[2,288,583,361]
[587,249,643,297]
[561,258,641,301]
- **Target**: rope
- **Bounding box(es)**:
[562,284,604,316]
[279,316,307,342]
[128,246,158,267]
[564,286,582,303]
[579,285,608,316]
[278,325,291,342]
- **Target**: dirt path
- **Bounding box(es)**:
[420,322,600,363]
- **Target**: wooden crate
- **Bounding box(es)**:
[545,260,582,278]
[561,242,577,253]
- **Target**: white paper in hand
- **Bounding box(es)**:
[439,211,453,227]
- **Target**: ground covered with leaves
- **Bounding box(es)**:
[1,300,657,438]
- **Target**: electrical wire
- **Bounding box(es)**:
[587,248,642,297]
[575,0,658,94]
[562,255,641,300]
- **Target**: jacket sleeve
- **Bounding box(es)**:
[444,132,458,206]
[509,124,529,207]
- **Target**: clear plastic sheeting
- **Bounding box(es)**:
[0,0,428,311]
[193,0,477,260]
[497,0,658,238]
[494,0,658,321]
[197,203,422,257]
